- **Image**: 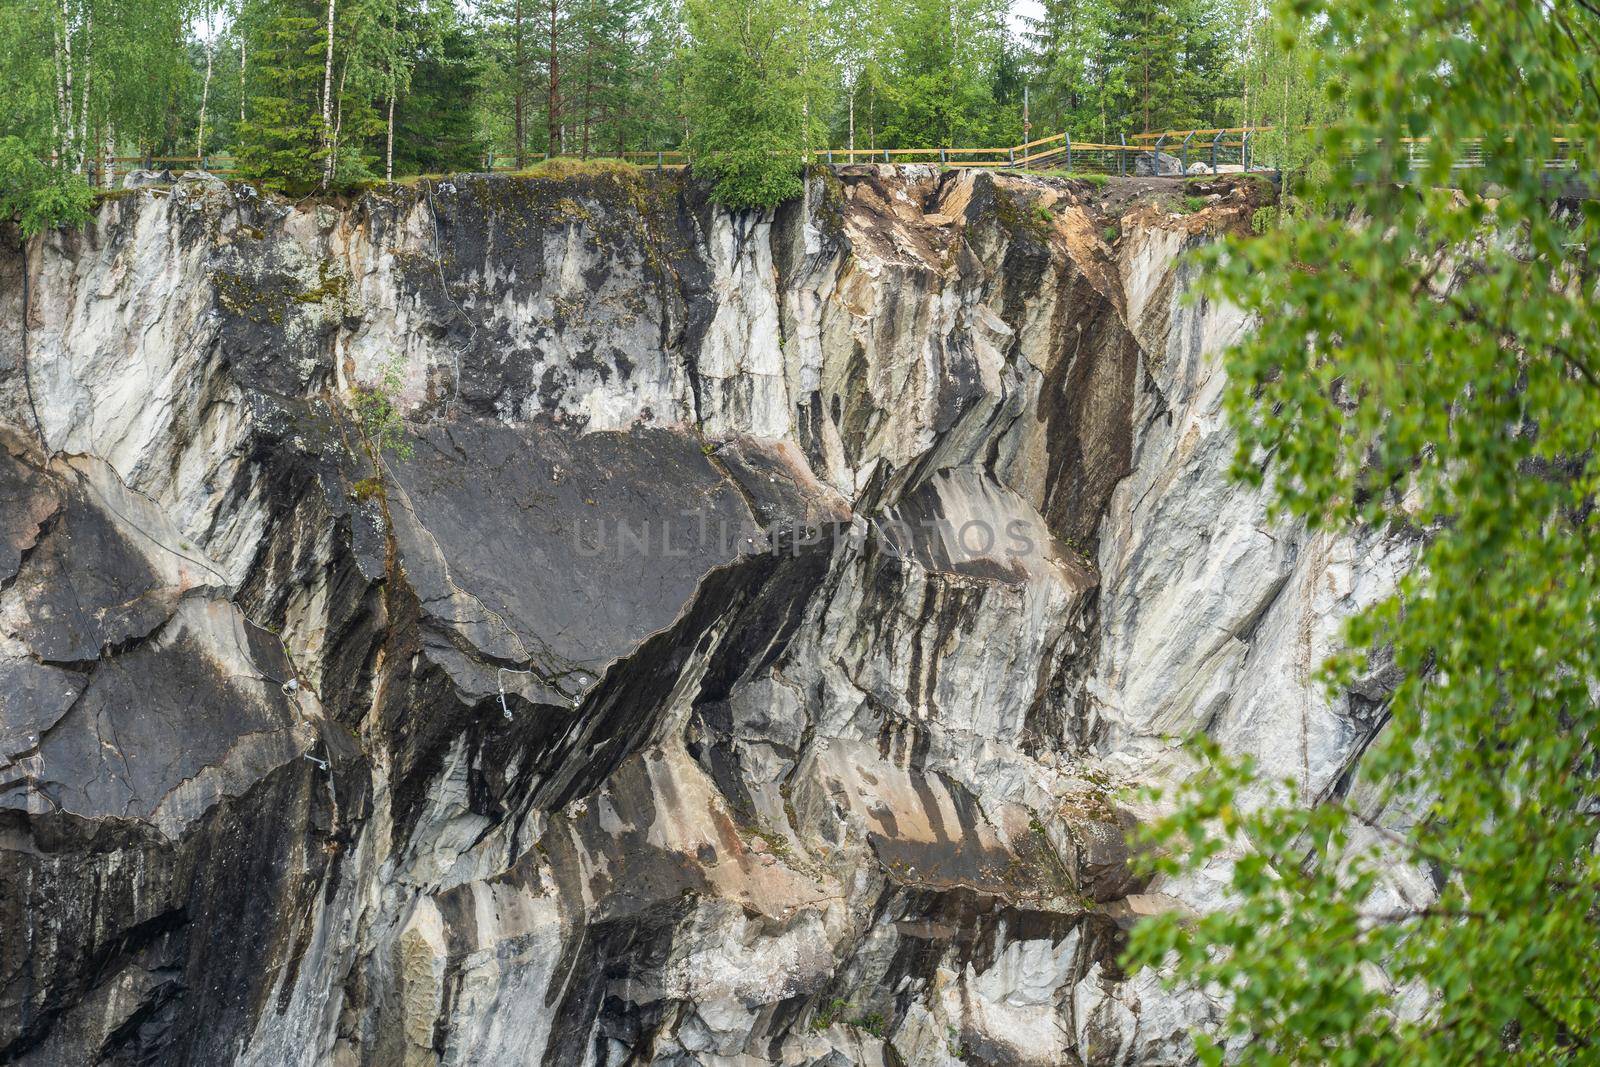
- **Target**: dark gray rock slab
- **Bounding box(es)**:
[384,417,787,701]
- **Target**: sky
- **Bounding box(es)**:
[1009,0,1045,33]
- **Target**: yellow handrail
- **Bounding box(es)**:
[95,125,1584,185]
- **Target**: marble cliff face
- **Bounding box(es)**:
[0,165,1423,1066]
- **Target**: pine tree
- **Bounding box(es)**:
[1099,0,1184,134]
[1019,0,1107,136]
[234,2,328,189]
[388,12,487,175]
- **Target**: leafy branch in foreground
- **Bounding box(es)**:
[0,136,92,236]
[1125,0,1600,1063]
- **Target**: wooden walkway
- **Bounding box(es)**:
[94,127,1590,186]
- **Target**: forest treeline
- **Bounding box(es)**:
[0,0,1331,216]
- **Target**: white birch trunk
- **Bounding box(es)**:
[75,6,92,174]
[60,0,75,168]
[51,18,67,161]
[329,57,350,181]
[196,9,216,159]
[386,90,395,181]
[320,0,337,183]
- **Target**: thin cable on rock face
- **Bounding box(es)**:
[18,241,50,451]
[423,179,475,413]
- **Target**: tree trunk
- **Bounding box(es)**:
[1281,61,1291,199]
[546,0,560,157]
[239,31,246,123]
[513,0,527,167]
[51,11,67,162]
[76,6,92,174]
[320,0,337,184]
[848,81,855,154]
[1241,12,1255,132]
[613,21,628,157]
[579,11,594,159]
[386,89,395,180]
[196,9,216,158]
[384,3,398,181]
[58,0,74,166]
[329,53,351,180]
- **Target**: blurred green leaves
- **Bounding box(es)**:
[1125,1,1600,1062]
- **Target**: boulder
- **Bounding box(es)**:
[1134,150,1182,176]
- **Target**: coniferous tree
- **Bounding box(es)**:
[389,11,487,174]
[1019,0,1106,137]
[874,0,1016,147]
[1099,0,1185,134]
[234,2,328,189]
[682,0,826,208]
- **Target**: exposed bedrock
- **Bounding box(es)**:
[0,166,1423,1065]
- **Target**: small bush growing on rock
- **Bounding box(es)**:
[354,357,413,460]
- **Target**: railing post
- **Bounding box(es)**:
[1119,134,1127,176]
[1009,145,1015,167]
[1212,130,1223,172]
[1153,134,1166,175]
[656,150,663,173]
[1065,133,1071,173]
[939,147,947,166]
[1242,130,1250,172]
[883,148,890,164]
[1180,131,1194,173]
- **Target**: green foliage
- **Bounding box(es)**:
[0,136,93,235]
[387,12,487,176]
[353,357,413,459]
[0,0,196,216]
[867,0,1018,147]
[1125,0,1600,1061]
[234,5,329,190]
[1021,0,1244,142]
[1231,1,1345,199]
[810,997,849,1030]
[681,0,824,208]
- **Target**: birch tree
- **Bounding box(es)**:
[1128,1,1600,1060]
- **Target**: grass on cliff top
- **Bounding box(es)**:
[1035,171,1111,188]
[505,156,640,179]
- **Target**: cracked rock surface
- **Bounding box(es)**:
[0,167,1421,1065]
